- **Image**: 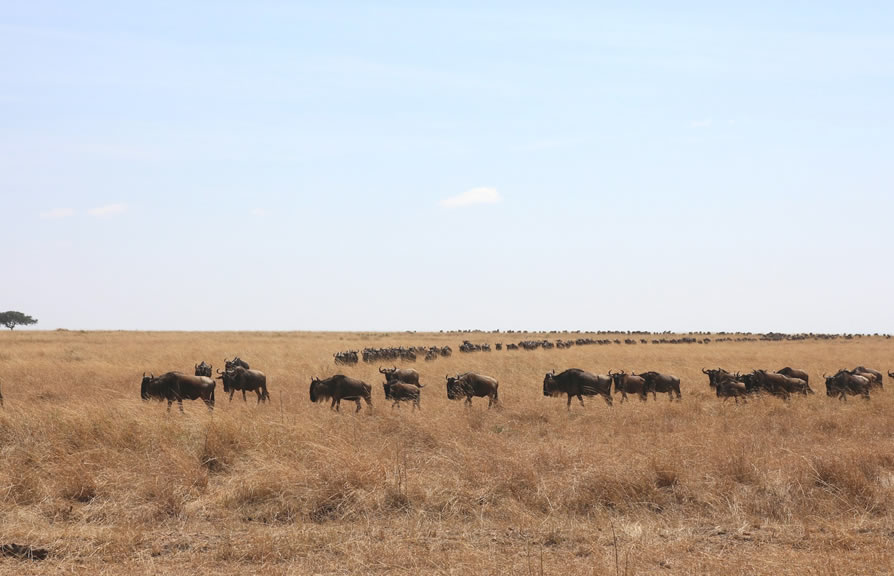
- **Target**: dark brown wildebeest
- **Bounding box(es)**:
[310,375,372,412]
[383,380,421,410]
[140,372,215,412]
[608,370,647,402]
[750,370,812,399]
[446,373,499,408]
[852,366,883,389]
[0,377,4,408]
[543,369,612,409]
[379,366,422,387]
[776,367,809,387]
[824,370,871,400]
[195,361,212,377]
[224,357,250,371]
[715,376,748,403]
[216,366,270,403]
[638,371,682,401]
[703,368,735,389]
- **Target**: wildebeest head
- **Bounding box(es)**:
[445,374,463,400]
[195,361,212,377]
[309,377,327,403]
[543,370,558,396]
[140,372,155,400]
[215,368,232,393]
[608,369,625,391]
[379,366,396,380]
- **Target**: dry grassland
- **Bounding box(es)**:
[0,331,892,575]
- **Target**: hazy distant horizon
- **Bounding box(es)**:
[4,3,892,334]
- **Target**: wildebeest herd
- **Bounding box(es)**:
[133,354,887,414]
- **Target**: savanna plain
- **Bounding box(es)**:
[0,331,892,575]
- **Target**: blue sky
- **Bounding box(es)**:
[2,2,892,332]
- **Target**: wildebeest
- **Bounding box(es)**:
[853,366,883,389]
[224,357,250,370]
[383,380,421,410]
[889,370,894,381]
[702,368,734,388]
[608,370,647,402]
[445,373,499,408]
[0,377,4,408]
[638,371,682,401]
[715,377,748,403]
[750,370,812,399]
[543,369,612,409]
[140,371,215,412]
[310,375,372,412]
[824,370,871,400]
[777,367,809,387]
[216,366,270,403]
[379,366,422,387]
[195,361,212,377]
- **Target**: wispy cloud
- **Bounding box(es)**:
[88,203,127,217]
[39,208,74,220]
[691,118,713,128]
[250,208,267,217]
[440,187,502,208]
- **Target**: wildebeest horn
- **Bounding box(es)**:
[150,373,154,379]
[216,368,223,374]
[143,372,146,378]
[702,368,709,374]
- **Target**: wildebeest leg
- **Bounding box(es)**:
[178,399,184,413]
[413,398,419,411]
[242,390,247,403]
[487,394,494,409]
[620,391,627,403]
[577,394,585,408]
[602,393,613,407]
[364,396,372,412]
[167,399,173,412]
[330,398,338,411]
[354,399,362,413]
[229,390,235,402]
[392,400,399,410]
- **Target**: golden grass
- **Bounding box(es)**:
[0,331,892,575]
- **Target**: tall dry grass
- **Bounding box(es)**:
[0,331,892,575]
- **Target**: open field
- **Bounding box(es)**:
[0,330,892,575]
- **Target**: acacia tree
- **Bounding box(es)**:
[0,311,38,330]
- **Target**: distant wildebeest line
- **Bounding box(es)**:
[140,372,215,412]
[310,375,372,412]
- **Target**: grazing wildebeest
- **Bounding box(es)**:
[224,357,250,371]
[0,377,4,408]
[445,373,499,408]
[777,367,809,387]
[140,371,215,412]
[608,370,647,402]
[852,366,883,389]
[638,371,682,401]
[379,366,422,387]
[216,366,270,403]
[824,370,871,400]
[310,375,372,412]
[383,380,421,410]
[543,369,612,409]
[195,361,212,378]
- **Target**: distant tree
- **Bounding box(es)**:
[0,311,38,330]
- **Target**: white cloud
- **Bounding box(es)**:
[88,203,127,217]
[440,187,502,208]
[39,208,74,220]
[691,118,713,128]
[250,208,267,217]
